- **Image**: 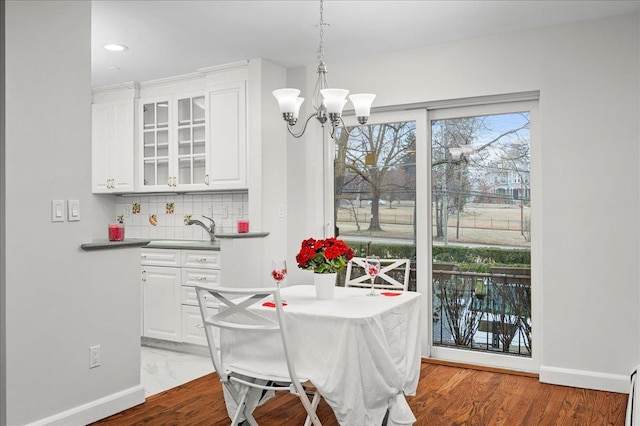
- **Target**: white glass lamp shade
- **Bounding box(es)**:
[273,88,301,114]
[349,94,376,118]
[320,88,349,114]
[293,97,305,119]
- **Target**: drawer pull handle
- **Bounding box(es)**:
[196,276,207,281]
[196,324,204,329]
[196,258,208,262]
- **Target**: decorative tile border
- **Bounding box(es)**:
[116,192,248,240]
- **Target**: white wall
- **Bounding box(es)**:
[285,12,640,392]
[5,2,143,424]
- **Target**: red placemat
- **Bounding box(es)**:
[262,301,288,307]
[380,292,401,297]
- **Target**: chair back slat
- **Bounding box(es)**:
[345,257,411,291]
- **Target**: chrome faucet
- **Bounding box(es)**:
[187,215,216,241]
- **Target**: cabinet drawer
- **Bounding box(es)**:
[182,268,221,288]
[182,284,220,308]
[182,305,219,347]
[141,248,180,266]
[182,250,221,269]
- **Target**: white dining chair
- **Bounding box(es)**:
[345,257,411,291]
[195,286,322,426]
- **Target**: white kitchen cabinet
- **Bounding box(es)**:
[141,265,182,342]
[139,92,211,192]
[207,80,247,190]
[140,247,221,347]
[92,100,135,193]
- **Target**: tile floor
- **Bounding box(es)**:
[140,346,214,397]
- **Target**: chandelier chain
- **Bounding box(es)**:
[317,0,326,65]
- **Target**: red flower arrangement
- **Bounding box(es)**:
[296,237,354,274]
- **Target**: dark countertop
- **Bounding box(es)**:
[81,233,267,251]
[214,232,270,239]
[145,239,220,250]
[80,239,151,251]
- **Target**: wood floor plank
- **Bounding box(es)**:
[91,360,628,425]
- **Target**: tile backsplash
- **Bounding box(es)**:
[115,192,248,240]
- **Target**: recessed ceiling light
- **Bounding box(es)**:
[104,44,128,52]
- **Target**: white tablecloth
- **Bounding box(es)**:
[220,285,422,426]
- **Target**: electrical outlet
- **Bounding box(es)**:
[89,345,101,369]
[222,206,228,218]
[237,207,243,217]
[278,204,286,218]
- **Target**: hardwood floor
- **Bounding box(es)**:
[91,360,628,425]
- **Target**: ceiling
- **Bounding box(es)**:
[91,0,640,88]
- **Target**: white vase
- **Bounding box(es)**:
[313,273,337,299]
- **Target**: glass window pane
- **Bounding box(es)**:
[193,125,205,143]
[179,158,191,184]
[193,96,205,122]
[193,157,206,183]
[156,102,169,127]
[143,131,155,146]
[144,145,155,158]
[157,130,168,145]
[143,103,155,129]
[179,144,191,156]
[431,111,531,358]
[157,159,169,185]
[143,161,155,186]
[193,141,205,155]
[178,128,191,143]
[178,98,191,125]
[334,120,417,289]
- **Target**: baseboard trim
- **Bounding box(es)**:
[539,364,629,394]
[28,385,145,426]
[423,357,539,378]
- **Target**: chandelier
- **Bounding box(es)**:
[272,0,376,138]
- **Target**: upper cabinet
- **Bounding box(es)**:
[139,92,211,191]
[207,80,247,190]
[92,99,135,193]
[92,62,249,194]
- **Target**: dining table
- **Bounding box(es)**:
[219,284,422,426]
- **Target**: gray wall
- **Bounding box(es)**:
[5,2,142,424]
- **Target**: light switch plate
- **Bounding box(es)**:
[68,200,80,221]
[51,200,65,222]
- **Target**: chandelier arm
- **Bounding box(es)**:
[287,113,318,139]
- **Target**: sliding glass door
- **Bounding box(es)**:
[429,100,539,372]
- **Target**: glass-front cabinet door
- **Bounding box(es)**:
[176,94,208,187]
[141,98,171,189]
[139,92,209,191]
